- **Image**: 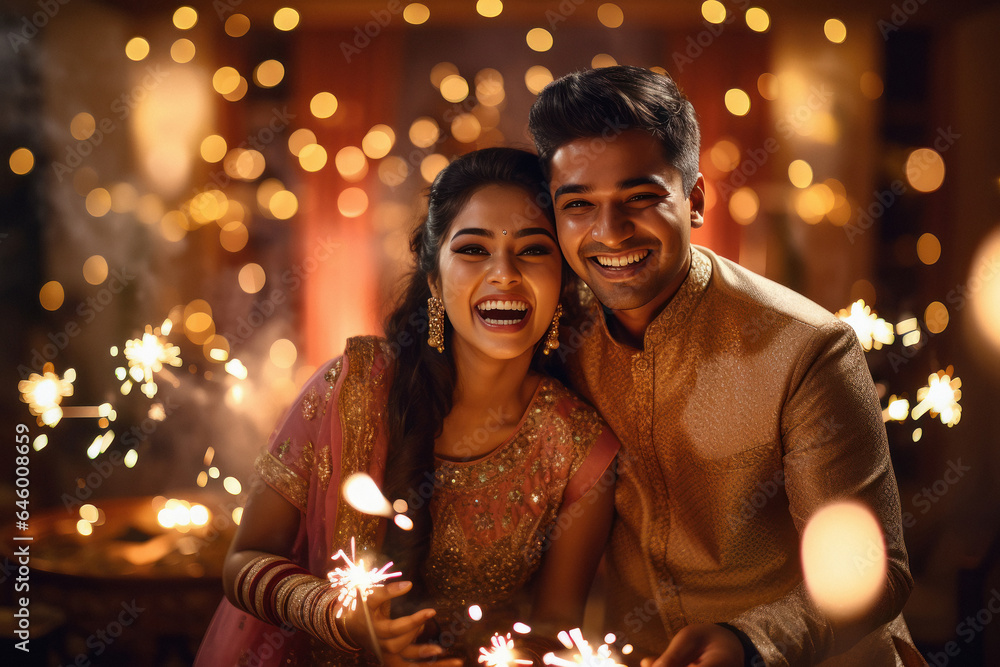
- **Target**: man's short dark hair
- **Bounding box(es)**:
[528,65,701,196]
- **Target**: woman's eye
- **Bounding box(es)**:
[520,245,553,256]
[454,245,488,255]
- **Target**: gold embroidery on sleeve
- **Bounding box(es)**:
[255,451,308,511]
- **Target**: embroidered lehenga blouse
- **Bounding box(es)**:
[196,336,618,666]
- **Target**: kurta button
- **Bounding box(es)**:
[634,357,649,372]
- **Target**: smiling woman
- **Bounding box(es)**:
[195,148,621,666]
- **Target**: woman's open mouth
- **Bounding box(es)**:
[475,299,530,330]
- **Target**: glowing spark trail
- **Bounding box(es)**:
[120,327,182,398]
[327,537,401,616]
[542,628,625,667]
[19,363,75,426]
[835,300,894,351]
[479,633,531,666]
[911,368,962,427]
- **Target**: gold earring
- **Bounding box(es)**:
[542,304,563,355]
[427,296,445,353]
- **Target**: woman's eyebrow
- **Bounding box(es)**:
[515,227,556,241]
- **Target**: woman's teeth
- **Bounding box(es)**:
[594,250,649,268]
[476,300,528,325]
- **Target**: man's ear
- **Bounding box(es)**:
[688,173,706,229]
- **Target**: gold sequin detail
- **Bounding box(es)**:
[424,379,603,626]
[301,388,320,421]
[322,358,343,414]
[256,452,308,511]
[333,337,386,555]
[316,442,332,490]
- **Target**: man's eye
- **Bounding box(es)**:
[561,200,592,210]
[627,193,662,203]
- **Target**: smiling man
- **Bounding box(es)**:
[529,66,922,667]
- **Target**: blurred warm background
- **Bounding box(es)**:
[2,0,999,664]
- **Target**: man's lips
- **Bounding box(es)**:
[589,249,650,268]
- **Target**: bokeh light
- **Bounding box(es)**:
[702,0,727,24]
[725,88,751,116]
[917,233,941,265]
[477,0,503,18]
[213,67,241,95]
[591,54,618,69]
[10,148,34,175]
[298,144,328,172]
[254,60,285,88]
[225,14,250,37]
[71,112,96,140]
[86,188,113,217]
[173,7,198,30]
[200,135,227,163]
[421,154,450,182]
[598,3,624,28]
[788,159,813,188]
[905,148,946,192]
[171,38,196,63]
[238,263,266,294]
[451,113,482,143]
[335,146,368,181]
[310,92,338,119]
[83,255,109,285]
[861,72,884,99]
[925,301,949,335]
[338,188,369,217]
[274,7,300,31]
[270,339,297,368]
[968,229,1000,354]
[403,3,430,25]
[801,501,886,621]
[409,117,440,148]
[362,125,395,159]
[288,128,317,156]
[440,74,470,103]
[40,281,64,311]
[526,28,553,52]
[824,18,847,44]
[430,62,458,88]
[125,37,149,61]
[729,188,759,225]
[525,65,553,94]
[746,7,770,32]
[709,140,740,172]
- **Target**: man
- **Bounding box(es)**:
[529,66,922,666]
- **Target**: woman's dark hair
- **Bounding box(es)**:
[379,147,557,607]
[528,65,701,196]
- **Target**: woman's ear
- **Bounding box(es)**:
[426,273,440,299]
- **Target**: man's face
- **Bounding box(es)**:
[548,130,704,316]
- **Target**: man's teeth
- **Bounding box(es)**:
[594,250,649,268]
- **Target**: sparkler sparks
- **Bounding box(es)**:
[327,537,401,617]
[542,628,625,667]
[911,368,962,426]
[478,633,531,666]
[18,363,75,426]
[119,326,182,398]
[835,300,894,351]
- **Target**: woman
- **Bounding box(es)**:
[195,148,620,666]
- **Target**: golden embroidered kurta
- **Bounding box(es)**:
[250,336,618,664]
[563,246,920,666]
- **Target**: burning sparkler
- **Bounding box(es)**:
[117,323,182,398]
[327,536,402,664]
[19,363,76,427]
[478,633,532,666]
[835,300,894,351]
[911,368,962,426]
[542,628,625,667]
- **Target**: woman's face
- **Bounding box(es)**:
[433,184,562,362]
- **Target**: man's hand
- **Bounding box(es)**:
[640,623,745,667]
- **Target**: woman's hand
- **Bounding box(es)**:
[344,581,463,666]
